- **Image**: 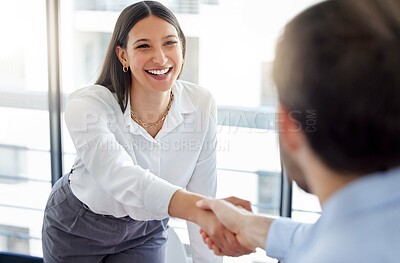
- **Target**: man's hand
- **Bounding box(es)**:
[223,196,253,212]
[167,190,257,256]
[195,208,254,256]
[197,197,273,254]
[198,196,255,254]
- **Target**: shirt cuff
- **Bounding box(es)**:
[265,217,302,261]
[143,175,182,216]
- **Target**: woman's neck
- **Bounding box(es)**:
[130,88,172,123]
[129,87,173,138]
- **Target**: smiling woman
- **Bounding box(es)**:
[41,1,251,263]
[116,15,184,137]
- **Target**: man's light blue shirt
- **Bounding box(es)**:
[266,167,400,263]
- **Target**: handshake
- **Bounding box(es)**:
[194,196,274,257]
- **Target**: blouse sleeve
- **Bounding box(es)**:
[65,90,181,218]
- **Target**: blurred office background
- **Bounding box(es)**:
[0,0,322,262]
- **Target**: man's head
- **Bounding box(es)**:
[274,0,400,191]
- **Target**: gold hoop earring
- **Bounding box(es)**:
[123,66,129,73]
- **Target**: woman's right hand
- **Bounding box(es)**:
[168,189,253,256]
[195,208,255,256]
[197,196,256,256]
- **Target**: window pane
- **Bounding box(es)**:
[216,126,281,215]
[0,0,50,257]
[292,183,321,223]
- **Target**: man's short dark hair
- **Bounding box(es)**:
[273,0,400,174]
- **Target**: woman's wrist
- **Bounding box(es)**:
[168,189,206,223]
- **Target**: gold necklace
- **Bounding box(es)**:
[130,92,174,128]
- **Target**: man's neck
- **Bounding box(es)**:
[300,147,360,206]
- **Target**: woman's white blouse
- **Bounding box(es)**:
[66,80,217,219]
[65,80,220,262]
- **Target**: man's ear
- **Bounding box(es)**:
[115,46,127,66]
[278,104,305,153]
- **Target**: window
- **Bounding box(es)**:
[0,225,30,254]
[0,0,50,257]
